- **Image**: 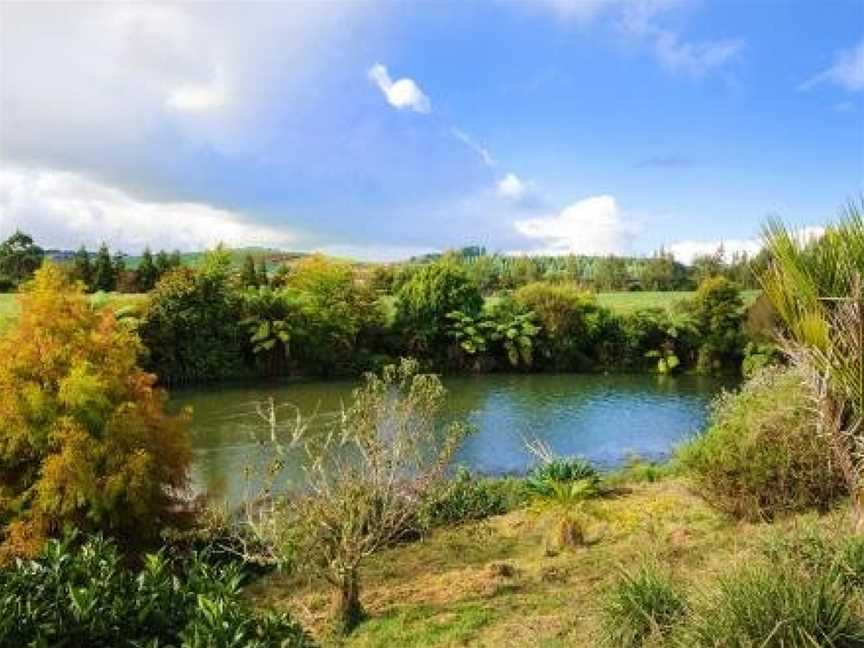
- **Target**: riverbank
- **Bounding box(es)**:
[245,474,856,647]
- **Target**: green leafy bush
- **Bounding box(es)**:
[677,366,846,520]
[680,562,864,647]
[420,469,526,528]
[0,534,313,647]
[600,563,687,647]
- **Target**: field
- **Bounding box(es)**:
[247,475,851,647]
[596,289,760,314]
[0,292,148,332]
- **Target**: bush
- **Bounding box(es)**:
[600,563,687,647]
[514,282,615,370]
[676,366,846,520]
[681,562,864,647]
[0,534,313,647]
[420,469,526,528]
[687,276,744,373]
[525,457,601,498]
[0,265,191,560]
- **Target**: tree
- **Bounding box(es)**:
[135,247,158,291]
[593,255,630,291]
[641,248,690,291]
[139,247,244,383]
[395,261,483,354]
[688,276,744,372]
[0,265,191,560]
[256,256,269,287]
[0,230,44,287]
[240,286,305,375]
[252,359,468,634]
[758,204,864,529]
[70,246,93,291]
[240,253,259,288]
[155,250,172,277]
[91,243,117,292]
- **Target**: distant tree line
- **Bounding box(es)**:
[69,244,182,293]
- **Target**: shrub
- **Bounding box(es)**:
[525,457,601,498]
[420,469,526,528]
[0,265,191,560]
[686,276,744,373]
[600,563,687,647]
[677,366,846,520]
[681,563,864,647]
[0,534,313,647]
[514,282,614,370]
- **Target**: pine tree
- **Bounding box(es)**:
[168,250,182,270]
[92,243,117,292]
[71,245,93,291]
[136,247,158,291]
[155,250,171,277]
[241,253,259,287]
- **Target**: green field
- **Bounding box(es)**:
[0,292,148,332]
[597,289,760,314]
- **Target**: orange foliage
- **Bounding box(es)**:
[0,265,191,560]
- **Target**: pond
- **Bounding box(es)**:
[170,373,736,504]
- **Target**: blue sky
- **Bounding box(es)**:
[0,0,862,261]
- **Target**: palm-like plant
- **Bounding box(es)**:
[758,201,864,528]
[240,287,305,374]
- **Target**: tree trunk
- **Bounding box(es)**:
[331,569,363,635]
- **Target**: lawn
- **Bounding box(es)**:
[596,289,760,314]
[0,292,148,332]
[246,475,852,647]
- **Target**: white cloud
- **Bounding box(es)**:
[497,173,528,200]
[800,39,864,92]
[666,226,825,264]
[166,83,226,111]
[451,128,496,166]
[0,168,299,252]
[513,195,639,255]
[651,30,743,77]
[368,63,431,114]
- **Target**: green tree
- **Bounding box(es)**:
[135,247,158,291]
[593,255,630,291]
[240,253,259,288]
[241,286,304,375]
[0,265,191,560]
[395,260,483,354]
[256,256,269,286]
[154,249,172,277]
[688,276,744,372]
[139,247,244,383]
[70,245,93,291]
[91,243,117,292]
[0,230,44,287]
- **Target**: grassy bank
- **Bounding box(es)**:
[246,475,853,647]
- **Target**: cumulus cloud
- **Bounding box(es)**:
[666,226,825,264]
[368,63,431,113]
[497,173,529,200]
[0,168,299,252]
[513,195,639,255]
[800,39,864,92]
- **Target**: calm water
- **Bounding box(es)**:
[170,373,735,503]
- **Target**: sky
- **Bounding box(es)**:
[0,0,862,262]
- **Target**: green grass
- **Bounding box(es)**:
[0,292,148,332]
[596,290,760,314]
[247,478,859,647]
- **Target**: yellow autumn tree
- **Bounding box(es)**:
[0,265,191,560]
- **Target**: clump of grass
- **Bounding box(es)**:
[599,562,687,647]
[681,563,864,647]
[420,469,527,529]
[526,457,600,498]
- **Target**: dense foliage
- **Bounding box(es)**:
[0,230,44,290]
[0,265,191,560]
[677,366,846,520]
[140,249,246,384]
[0,534,313,647]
